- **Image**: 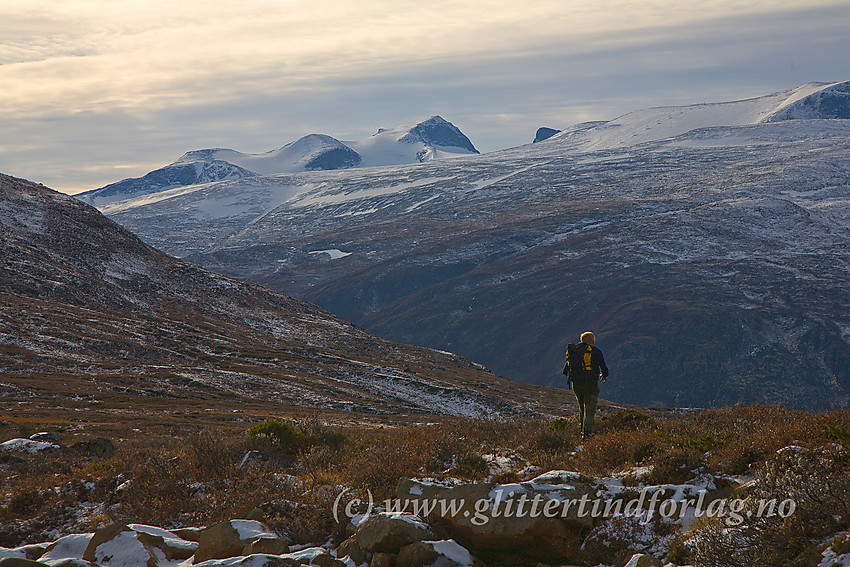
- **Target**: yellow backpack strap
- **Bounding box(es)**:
[583,347,593,372]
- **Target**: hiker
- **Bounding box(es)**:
[564,331,609,439]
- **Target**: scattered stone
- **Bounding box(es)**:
[72,438,115,457]
[356,513,433,554]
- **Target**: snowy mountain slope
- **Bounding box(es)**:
[93,82,850,409]
[77,116,477,207]
[1,172,582,418]
[543,81,846,152]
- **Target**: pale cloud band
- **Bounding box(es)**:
[1,0,849,193]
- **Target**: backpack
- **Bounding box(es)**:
[567,342,596,383]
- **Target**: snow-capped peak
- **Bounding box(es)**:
[346,116,479,168]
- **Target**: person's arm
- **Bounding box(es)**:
[596,348,609,380]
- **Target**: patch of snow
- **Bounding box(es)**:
[309,249,352,260]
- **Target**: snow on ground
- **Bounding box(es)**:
[308,249,352,260]
[290,176,455,208]
[549,81,842,153]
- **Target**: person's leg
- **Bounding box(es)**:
[573,388,586,436]
[583,393,598,435]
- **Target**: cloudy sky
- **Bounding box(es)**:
[1,0,849,195]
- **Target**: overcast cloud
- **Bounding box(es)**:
[1,0,849,194]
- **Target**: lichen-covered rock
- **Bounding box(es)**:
[397,540,474,567]
[355,513,433,554]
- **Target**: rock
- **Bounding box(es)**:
[336,536,367,565]
[0,438,60,453]
[128,524,199,560]
[394,473,598,564]
[369,553,396,567]
[29,432,63,444]
[41,534,94,564]
[0,559,49,567]
[72,438,115,457]
[19,544,48,561]
[623,554,662,567]
[194,520,278,563]
[242,537,289,556]
[43,561,97,567]
[169,527,205,542]
[533,127,560,143]
[396,542,438,567]
[397,541,475,567]
[309,553,340,567]
[82,524,169,567]
[356,513,433,554]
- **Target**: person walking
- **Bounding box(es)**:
[564,331,609,439]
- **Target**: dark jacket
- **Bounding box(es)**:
[566,342,609,383]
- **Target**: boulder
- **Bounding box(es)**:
[336,536,367,565]
[128,525,199,560]
[369,553,395,567]
[394,472,598,564]
[356,513,433,554]
[397,541,474,567]
[82,524,169,567]
[0,559,49,567]
[41,534,94,564]
[194,520,279,563]
[169,527,205,542]
[242,538,290,556]
[29,432,62,444]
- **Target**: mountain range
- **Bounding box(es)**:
[76,116,479,207]
[1,173,588,419]
[80,81,850,409]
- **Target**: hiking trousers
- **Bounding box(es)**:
[573,381,599,435]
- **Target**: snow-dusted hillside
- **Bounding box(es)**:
[1,172,577,418]
[77,116,478,207]
[93,82,850,409]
